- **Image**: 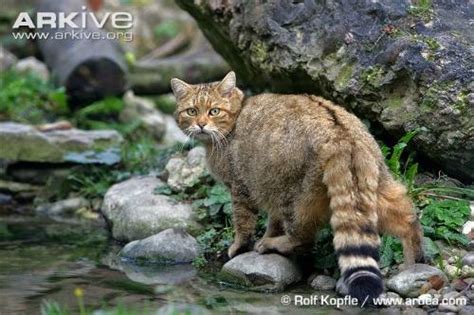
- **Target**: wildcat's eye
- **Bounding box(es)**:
[209,108,220,116]
[186,108,197,116]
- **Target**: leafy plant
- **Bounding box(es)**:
[0,70,68,124]
[380,236,404,268]
[383,129,420,193]
[420,199,470,246]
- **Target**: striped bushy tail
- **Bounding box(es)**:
[322,140,383,304]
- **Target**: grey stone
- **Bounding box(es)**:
[14,57,49,81]
[0,47,17,71]
[161,115,189,146]
[387,264,448,298]
[8,164,70,185]
[165,147,208,192]
[0,193,12,205]
[120,91,166,141]
[336,277,348,295]
[459,305,474,315]
[309,275,337,291]
[0,179,42,194]
[438,295,467,313]
[156,303,210,315]
[176,0,474,181]
[103,252,196,285]
[0,122,123,165]
[401,308,426,315]
[380,308,402,315]
[461,265,474,278]
[220,251,301,292]
[120,228,199,264]
[36,197,89,217]
[462,252,474,267]
[101,176,200,241]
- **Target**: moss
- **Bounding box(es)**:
[420,81,455,110]
[454,90,469,112]
[361,65,385,88]
[249,41,268,64]
[384,96,404,108]
[335,64,354,89]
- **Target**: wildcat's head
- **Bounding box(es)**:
[170,71,244,144]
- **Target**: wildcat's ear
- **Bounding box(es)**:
[217,71,236,97]
[170,78,192,100]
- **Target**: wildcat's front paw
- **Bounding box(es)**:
[228,240,251,258]
[254,237,272,254]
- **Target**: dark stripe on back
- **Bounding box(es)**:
[336,245,380,261]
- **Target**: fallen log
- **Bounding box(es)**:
[35,0,127,106]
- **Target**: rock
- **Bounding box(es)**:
[0,122,123,165]
[103,252,197,285]
[220,251,301,292]
[401,308,426,315]
[36,197,89,217]
[386,264,448,298]
[336,277,348,296]
[120,91,166,141]
[462,252,474,267]
[438,293,467,313]
[380,308,402,315]
[165,147,208,192]
[463,221,474,238]
[461,265,474,278]
[120,228,199,264]
[14,57,49,81]
[157,303,210,315]
[451,279,469,291]
[101,176,200,241]
[7,164,70,185]
[416,293,433,306]
[0,179,42,194]
[0,47,17,71]
[176,0,474,181]
[444,265,460,279]
[470,202,474,220]
[459,305,474,315]
[161,115,189,146]
[0,193,12,205]
[129,34,230,94]
[309,275,337,291]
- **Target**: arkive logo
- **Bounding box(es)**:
[12,6,133,29]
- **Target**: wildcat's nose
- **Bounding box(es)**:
[197,122,206,129]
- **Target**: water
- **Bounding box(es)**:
[0,216,380,314]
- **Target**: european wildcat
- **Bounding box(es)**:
[170,72,424,302]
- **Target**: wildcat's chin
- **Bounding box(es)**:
[193,132,212,142]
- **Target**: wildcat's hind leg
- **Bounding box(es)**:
[254,214,284,250]
[378,181,425,267]
[255,192,328,255]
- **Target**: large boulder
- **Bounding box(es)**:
[101,176,200,241]
[220,252,302,292]
[176,0,474,182]
[0,122,123,165]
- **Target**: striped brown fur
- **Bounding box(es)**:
[171,72,424,303]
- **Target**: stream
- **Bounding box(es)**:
[0,215,385,314]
